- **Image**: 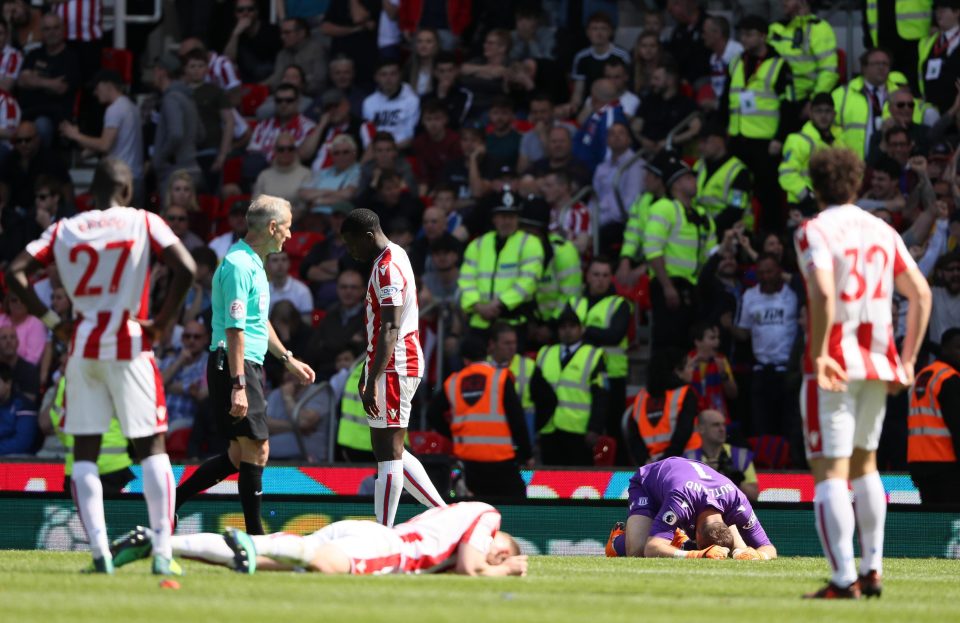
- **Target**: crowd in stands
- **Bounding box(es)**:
[1,1,959,487]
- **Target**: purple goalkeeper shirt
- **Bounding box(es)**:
[627,456,771,548]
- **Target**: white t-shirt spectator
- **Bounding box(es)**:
[584,91,640,118]
[270,275,314,315]
[929,286,960,345]
[736,283,798,366]
[105,94,143,177]
[362,84,420,145]
[378,0,402,48]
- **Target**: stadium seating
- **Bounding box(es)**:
[101,48,133,85]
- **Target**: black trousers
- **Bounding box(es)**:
[731,136,784,233]
[64,466,135,496]
[462,460,527,498]
[540,430,593,466]
[750,365,791,437]
[912,471,960,505]
[338,445,376,463]
[650,277,699,352]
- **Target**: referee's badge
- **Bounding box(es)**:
[229,299,246,319]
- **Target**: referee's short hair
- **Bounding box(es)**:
[246,195,291,232]
[341,208,382,236]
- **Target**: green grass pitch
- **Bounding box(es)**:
[2,552,959,622]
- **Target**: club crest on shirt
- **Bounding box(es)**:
[229,299,245,319]
[662,511,677,526]
[379,264,388,275]
[743,513,757,530]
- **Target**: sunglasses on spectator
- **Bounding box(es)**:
[36,193,54,200]
[166,215,189,222]
[182,333,205,339]
[894,101,915,109]
[275,146,296,153]
[275,97,296,104]
[13,136,36,144]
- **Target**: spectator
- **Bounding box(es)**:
[38,284,70,387]
[266,18,325,96]
[152,52,203,195]
[163,203,206,251]
[0,361,36,454]
[732,254,799,437]
[686,322,737,420]
[429,183,468,239]
[298,201,361,308]
[694,122,753,236]
[930,251,960,346]
[378,0,402,60]
[413,99,461,190]
[405,28,440,96]
[683,409,759,501]
[626,346,700,465]
[0,325,39,404]
[320,0,378,84]
[397,0,470,50]
[460,29,512,116]
[511,4,554,61]
[428,51,473,129]
[59,70,143,197]
[779,93,839,217]
[304,267,366,378]
[208,197,248,260]
[484,96,521,172]
[244,82,316,189]
[265,366,332,462]
[832,48,905,161]
[0,291,44,365]
[408,206,449,276]
[542,169,590,253]
[253,131,312,217]
[632,30,664,98]
[566,11,630,116]
[267,250,313,318]
[357,169,424,230]
[299,133,360,217]
[178,38,243,106]
[263,299,313,387]
[327,55,368,120]
[634,62,700,155]
[857,155,906,214]
[591,122,643,242]
[2,0,41,52]
[578,58,639,125]
[529,125,592,189]
[362,58,420,150]
[665,0,711,87]
[357,131,417,193]
[53,0,104,97]
[919,0,960,117]
[182,246,216,325]
[419,232,462,306]
[703,14,743,102]
[0,19,24,94]
[258,65,314,120]
[518,94,572,173]
[164,169,208,243]
[531,305,608,465]
[871,86,932,162]
[159,320,210,433]
[768,0,839,103]
[16,12,80,147]
[299,89,374,172]
[518,196,582,325]
[33,174,73,229]
[574,79,628,171]
[224,0,281,83]
[182,49,234,196]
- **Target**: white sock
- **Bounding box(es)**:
[72,461,110,560]
[251,533,308,565]
[141,453,175,559]
[402,450,447,509]
[375,460,404,527]
[852,471,886,576]
[171,533,234,566]
[814,478,857,587]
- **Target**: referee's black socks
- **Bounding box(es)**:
[175,452,237,510]
[238,461,265,535]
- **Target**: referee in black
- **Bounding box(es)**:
[175,195,315,534]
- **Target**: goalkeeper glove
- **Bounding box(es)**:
[683,544,729,559]
[669,528,690,549]
[732,547,769,560]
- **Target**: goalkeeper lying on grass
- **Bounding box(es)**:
[605,457,778,560]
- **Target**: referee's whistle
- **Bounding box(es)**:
[216,340,226,371]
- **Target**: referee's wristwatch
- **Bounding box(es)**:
[281,350,293,363]
[231,375,246,389]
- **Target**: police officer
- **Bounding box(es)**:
[427,335,531,497]
[616,156,667,286]
[919,0,960,115]
[625,347,701,465]
[780,92,840,215]
[175,195,316,535]
[530,304,608,466]
[768,0,839,103]
[864,0,931,85]
[336,355,375,463]
[458,189,545,339]
[908,328,960,504]
[644,149,716,352]
[693,123,753,237]
[518,197,582,325]
[725,14,796,232]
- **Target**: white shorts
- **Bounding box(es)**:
[303,520,404,575]
[799,377,887,459]
[63,353,168,439]
[367,372,420,429]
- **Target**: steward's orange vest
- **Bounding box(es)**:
[908,361,959,463]
[632,385,701,459]
[444,362,516,462]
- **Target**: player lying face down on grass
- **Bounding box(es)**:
[605,457,778,560]
[111,502,527,576]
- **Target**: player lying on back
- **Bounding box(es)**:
[605,457,777,560]
[110,501,528,576]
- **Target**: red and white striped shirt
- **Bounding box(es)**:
[207,52,241,91]
[310,121,376,172]
[247,114,316,161]
[550,201,590,238]
[795,204,917,382]
[0,90,21,137]
[56,0,102,42]
[365,242,424,378]
[393,502,502,573]
[25,208,180,361]
[0,45,23,82]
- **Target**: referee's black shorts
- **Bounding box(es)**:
[207,355,268,441]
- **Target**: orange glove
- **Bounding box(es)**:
[685,544,730,559]
[733,547,766,560]
[669,528,690,549]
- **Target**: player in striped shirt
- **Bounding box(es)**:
[795,148,932,599]
[0,89,20,146]
[0,19,23,92]
[4,158,197,575]
[112,501,528,576]
[340,208,447,527]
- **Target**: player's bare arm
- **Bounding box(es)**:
[805,266,848,392]
[361,303,402,417]
[5,252,52,321]
[266,321,315,384]
[454,542,528,577]
[226,328,248,419]
[140,242,197,341]
[892,266,933,391]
